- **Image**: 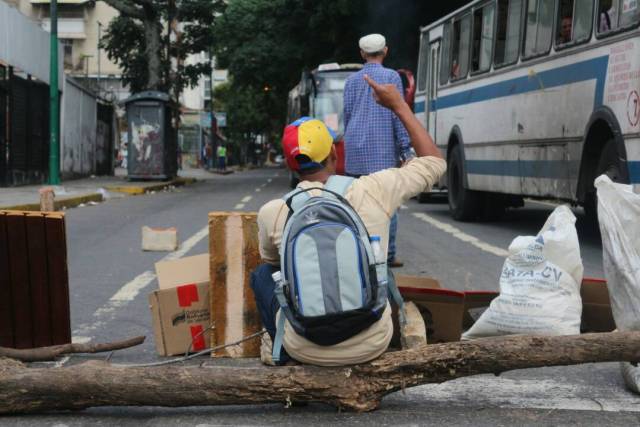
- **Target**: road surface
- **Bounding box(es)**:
[5,167,640,426]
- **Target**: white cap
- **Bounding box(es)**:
[359,34,386,54]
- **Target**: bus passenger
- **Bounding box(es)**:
[559,16,573,43]
[599,0,617,32]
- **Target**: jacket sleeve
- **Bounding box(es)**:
[355,157,447,217]
[257,200,287,266]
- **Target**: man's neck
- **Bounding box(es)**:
[365,58,384,65]
[300,170,332,184]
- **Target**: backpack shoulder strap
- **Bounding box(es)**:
[283,187,311,212]
[325,175,355,197]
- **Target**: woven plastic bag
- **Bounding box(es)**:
[595,175,640,393]
[463,205,583,339]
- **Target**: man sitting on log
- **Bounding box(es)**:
[252,75,445,366]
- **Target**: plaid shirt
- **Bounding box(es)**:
[343,63,411,175]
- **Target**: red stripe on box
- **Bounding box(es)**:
[177,284,199,308]
[190,325,205,351]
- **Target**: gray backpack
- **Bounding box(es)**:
[271,175,405,363]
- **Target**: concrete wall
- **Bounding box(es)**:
[61,77,98,177]
[0,0,62,85]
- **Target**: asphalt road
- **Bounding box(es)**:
[5,167,640,426]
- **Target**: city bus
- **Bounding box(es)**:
[414,0,640,221]
[287,63,415,187]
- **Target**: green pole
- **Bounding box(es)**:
[48,0,60,184]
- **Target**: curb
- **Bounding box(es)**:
[0,192,104,212]
[104,177,197,195]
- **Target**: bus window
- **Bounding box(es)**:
[599,0,640,32]
[472,3,496,73]
[557,0,594,45]
[440,23,452,85]
[495,0,524,66]
[524,0,555,58]
[417,33,429,92]
[451,14,472,80]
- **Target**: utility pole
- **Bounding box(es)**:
[97,21,102,95]
[48,0,60,185]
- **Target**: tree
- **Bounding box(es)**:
[101,0,225,94]
[211,0,468,145]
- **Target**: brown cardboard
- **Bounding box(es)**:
[155,254,209,290]
[149,254,211,356]
[581,278,616,333]
[396,275,499,343]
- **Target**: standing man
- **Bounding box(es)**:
[343,33,411,268]
[217,144,227,172]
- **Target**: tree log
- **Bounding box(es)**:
[0,336,145,362]
[1,332,639,414]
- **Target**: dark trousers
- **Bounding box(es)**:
[250,264,292,364]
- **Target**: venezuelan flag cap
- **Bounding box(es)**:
[282,117,336,172]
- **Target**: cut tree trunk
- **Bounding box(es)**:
[1,332,639,414]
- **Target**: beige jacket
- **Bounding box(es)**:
[258,156,446,366]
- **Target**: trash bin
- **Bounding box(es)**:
[124,91,177,180]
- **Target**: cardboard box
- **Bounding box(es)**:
[395,275,616,343]
[581,278,616,333]
[395,275,498,344]
[149,255,211,356]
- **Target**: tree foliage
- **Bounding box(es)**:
[101,0,225,94]
[212,0,467,144]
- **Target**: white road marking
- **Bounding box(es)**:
[234,203,245,210]
[413,212,509,258]
[72,225,209,340]
[400,204,409,210]
[268,178,274,181]
[528,199,561,208]
[255,188,261,193]
[261,183,268,187]
[241,195,252,203]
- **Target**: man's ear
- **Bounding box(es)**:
[360,49,367,61]
[383,46,389,59]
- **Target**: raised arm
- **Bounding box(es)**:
[364,75,442,159]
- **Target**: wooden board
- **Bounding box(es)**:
[0,210,70,348]
[0,212,14,347]
[208,212,261,358]
[6,212,33,349]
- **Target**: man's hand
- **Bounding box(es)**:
[364,75,406,112]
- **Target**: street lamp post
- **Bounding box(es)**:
[48,0,60,185]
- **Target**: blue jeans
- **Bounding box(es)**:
[388,212,398,262]
[250,264,292,364]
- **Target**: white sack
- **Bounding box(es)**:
[595,175,640,394]
[463,205,583,339]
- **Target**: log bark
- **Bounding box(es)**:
[0,336,145,362]
[1,332,639,414]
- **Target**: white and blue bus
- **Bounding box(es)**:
[414,0,640,221]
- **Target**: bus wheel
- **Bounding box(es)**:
[584,138,623,224]
[448,145,480,221]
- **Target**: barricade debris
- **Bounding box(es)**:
[462,206,584,340]
[141,226,178,251]
[596,175,640,394]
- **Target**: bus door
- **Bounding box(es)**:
[426,41,440,140]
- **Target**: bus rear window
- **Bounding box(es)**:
[599,0,640,33]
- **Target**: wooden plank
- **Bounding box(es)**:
[241,214,262,357]
[25,213,52,347]
[45,213,71,345]
[209,213,228,353]
[0,212,14,348]
[209,212,261,358]
[6,212,33,349]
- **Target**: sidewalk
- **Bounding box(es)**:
[0,168,204,211]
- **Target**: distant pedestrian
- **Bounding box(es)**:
[217,144,227,172]
[205,142,214,170]
[343,33,411,268]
